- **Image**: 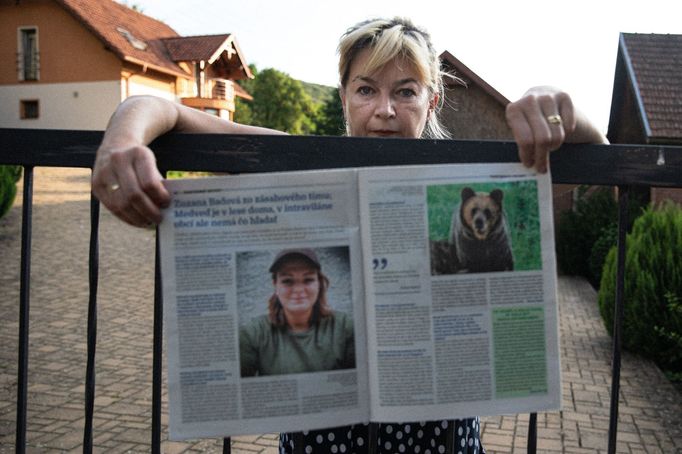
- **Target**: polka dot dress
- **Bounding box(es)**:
[280,419,485,453]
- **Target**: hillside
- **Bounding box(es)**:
[300,81,336,105]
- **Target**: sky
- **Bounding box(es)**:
[122,0,680,133]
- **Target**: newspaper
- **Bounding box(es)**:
[159,162,560,440]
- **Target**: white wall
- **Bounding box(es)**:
[127,79,177,102]
[0,80,120,130]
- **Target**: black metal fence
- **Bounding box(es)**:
[2,128,682,454]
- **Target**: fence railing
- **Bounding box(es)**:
[2,128,682,454]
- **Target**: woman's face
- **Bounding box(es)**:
[341,48,436,138]
[273,259,321,321]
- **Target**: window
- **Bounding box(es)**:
[18,27,39,81]
[20,100,39,119]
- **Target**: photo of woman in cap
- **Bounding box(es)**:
[238,247,355,377]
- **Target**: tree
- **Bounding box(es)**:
[235,67,316,135]
[315,89,345,136]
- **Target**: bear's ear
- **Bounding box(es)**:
[461,187,475,202]
[490,189,504,205]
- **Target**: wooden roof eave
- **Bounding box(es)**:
[123,55,192,80]
[439,50,510,106]
[619,33,653,140]
[229,36,254,79]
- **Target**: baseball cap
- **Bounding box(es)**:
[269,248,321,272]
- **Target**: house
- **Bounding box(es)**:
[439,50,512,141]
[607,32,682,204]
[0,0,253,130]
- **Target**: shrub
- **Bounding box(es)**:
[0,165,22,219]
[598,203,682,374]
[556,186,617,278]
[588,224,618,287]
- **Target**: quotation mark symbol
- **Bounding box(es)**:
[373,258,388,270]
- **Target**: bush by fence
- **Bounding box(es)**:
[598,203,682,376]
[556,187,618,284]
[0,165,22,219]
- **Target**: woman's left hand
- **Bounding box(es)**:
[505,86,578,173]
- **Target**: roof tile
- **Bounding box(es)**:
[623,33,682,139]
[58,0,187,76]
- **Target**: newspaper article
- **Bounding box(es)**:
[159,169,369,440]
[359,163,560,423]
[159,163,560,439]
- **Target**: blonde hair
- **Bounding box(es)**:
[337,17,452,139]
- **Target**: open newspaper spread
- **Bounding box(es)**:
[158,162,560,440]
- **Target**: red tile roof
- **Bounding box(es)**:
[622,33,682,140]
[164,34,232,62]
[56,0,252,82]
[57,0,188,77]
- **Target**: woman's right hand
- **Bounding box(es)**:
[92,142,170,227]
[92,95,286,227]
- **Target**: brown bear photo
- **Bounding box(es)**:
[448,187,514,273]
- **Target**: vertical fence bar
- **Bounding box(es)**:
[83,195,100,453]
[223,438,231,453]
[607,185,629,454]
[527,413,537,454]
[15,166,34,454]
[152,232,163,454]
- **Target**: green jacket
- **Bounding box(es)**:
[239,312,355,377]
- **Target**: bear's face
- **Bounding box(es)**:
[460,187,504,240]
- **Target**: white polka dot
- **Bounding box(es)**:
[399,444,406,452]
[340,443,347,453]
[328,432,335,442]
[458,426,463,436]
[461,438,466,447]
[434,427,440,436]
[357,437,364,447]
[425,449,431,454]
[469,438,474,446]
[458,451,463,454]
[439,446,446,453]
[316,435,323,444]
[396,431,403,440]
[442,420,448,429]
[408,437,414,446]
[331,444,338,453]
[305,445,312,454]
[405,424,411,433]
[303,430,309,435]
[385,441,392,450]
[386,425,393,434]
[430,439,436,447]
[415,446,421,453]
[417,430,424,438]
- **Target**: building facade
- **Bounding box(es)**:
[0,0,252,130]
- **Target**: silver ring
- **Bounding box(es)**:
[546,114,562,125]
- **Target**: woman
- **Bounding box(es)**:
[239,248,355,377]
[93,16,606,454]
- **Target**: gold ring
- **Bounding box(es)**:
[546,114,563,125]
[109,183,120,192]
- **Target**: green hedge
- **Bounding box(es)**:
[598,203,682,374]
[0,165,22,219]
